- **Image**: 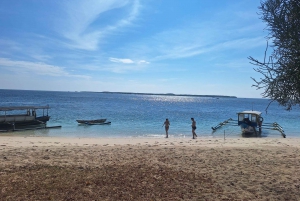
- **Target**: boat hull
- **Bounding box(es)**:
[0,116,50,130]
[0,105,60,132]
[79,121,111,125]
[76,119,107,124]
[36,116,50,123]
[240,124,261,137]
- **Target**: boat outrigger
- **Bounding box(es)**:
[211,110,286,138]
[0,105,61,132]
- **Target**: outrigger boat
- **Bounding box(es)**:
[0,105,61,132]
[76,119,111,125]
[211,110,286,138]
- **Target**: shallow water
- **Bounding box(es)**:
[1,89,299,138]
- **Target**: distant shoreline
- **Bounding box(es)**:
[83,91,238,98]
[0,88,237,98]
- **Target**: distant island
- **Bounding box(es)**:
[81,91,237,98]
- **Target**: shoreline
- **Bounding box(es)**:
[1,136,300,148]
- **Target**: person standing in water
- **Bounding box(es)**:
[191,118,197,139]
[163,118,170,138]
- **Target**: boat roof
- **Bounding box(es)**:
[237,110,262,115]
[0,105,50,111]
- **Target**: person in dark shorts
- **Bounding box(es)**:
[191,118,197,139]
[163,118,170,138]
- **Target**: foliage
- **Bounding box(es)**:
[248,0,300,110]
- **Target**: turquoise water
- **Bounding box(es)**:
[1,89,299,138]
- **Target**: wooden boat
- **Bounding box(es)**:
[83,121,111,125]
[76,119,107,124]
[0,105,51,131]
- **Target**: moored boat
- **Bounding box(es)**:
[211,110,286,138]
[83,121,111,125]
[76,119,107,124]
[237,110,263,135]
[0,105,51,131]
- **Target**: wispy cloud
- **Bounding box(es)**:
[0,58,89,78]
[0,39,23,58]
[111,18,265,65]
[114,2,265,63]
[29,54,52,62]
[137,60,149,64]
[104,63,148,74]
[109,57,149,64]
[110,57,134,64]
[149,30,265,62]
[59,0,141,50]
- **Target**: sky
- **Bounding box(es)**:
[0,0,270,98]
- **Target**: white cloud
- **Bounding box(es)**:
[109,57,150,65]
[109,57,134,64]
[0,58,89,78]
[138,60,150,64]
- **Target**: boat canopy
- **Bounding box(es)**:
[237,111,262,116]
[0,105,50,112]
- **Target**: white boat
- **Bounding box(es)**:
[237,111,263,135]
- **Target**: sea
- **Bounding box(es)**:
[1,89,299,138]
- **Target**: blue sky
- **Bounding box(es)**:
[0,0,268,98]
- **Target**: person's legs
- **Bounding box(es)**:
[165,127,169,138]
[192,128,197,139]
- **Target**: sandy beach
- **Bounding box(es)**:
[0,136,300,200]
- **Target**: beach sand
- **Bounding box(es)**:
[0,136,300,200]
